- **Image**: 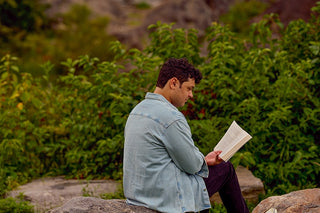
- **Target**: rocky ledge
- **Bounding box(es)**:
[48,188,320,213]
[252,188,320,213]
[8,166,264,212]
[47,197,157,213]
[9,167,319,213]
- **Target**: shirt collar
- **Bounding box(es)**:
[145,92,177,110]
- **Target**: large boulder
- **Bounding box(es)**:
[252,188,320,213]
[8,176,119,212]
[112,0,219,49]
[47,197,157,213]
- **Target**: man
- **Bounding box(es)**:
[123,58,249,213]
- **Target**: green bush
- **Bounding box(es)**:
[219,0,269,36]
[0,4,116,77]
[191,9,320,195]
[0,0,47,32]
[0,197,33,213]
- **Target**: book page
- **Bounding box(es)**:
[214,121,252,161]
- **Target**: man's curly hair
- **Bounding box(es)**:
[156,58,202,88]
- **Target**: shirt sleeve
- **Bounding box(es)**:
[163,119,209,177]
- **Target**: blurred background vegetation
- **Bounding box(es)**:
[0,0,319,212]
[0,0,117,78]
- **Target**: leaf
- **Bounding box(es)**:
[309,42,320,55]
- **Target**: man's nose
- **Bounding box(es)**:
[189,91,193,98]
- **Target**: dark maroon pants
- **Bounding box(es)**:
[203,161,249,213]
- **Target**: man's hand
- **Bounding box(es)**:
[205,150,223,166]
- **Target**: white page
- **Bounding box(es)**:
[214,121,252,161]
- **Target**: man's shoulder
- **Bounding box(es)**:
[130,98,185,127]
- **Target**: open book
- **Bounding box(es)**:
[214,121,252,162]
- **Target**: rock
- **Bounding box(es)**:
[39,0,319,50]
[210,165,265,204]
[141,0,216,32]
[113,0,218,49]
[8,176,119,212]
[8,166,264,212]
[252,188,320,213]
[41,0,127,19]
[47,197,158,213]
[251,0,319,27]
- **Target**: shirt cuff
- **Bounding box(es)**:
[195,158,209,178]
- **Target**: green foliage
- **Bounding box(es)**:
[134,2,151,9]
[210,204,227,213]
[0,4,116,77]
[0,2,319,211]
[0,0,47,32]
[220,0,268,36]
[0,196,33,213]
[250,13,284,49]
[100,181,125,200]
[190,6,320,196]
[53,4,116,62]
[147,22,203,64]
[0,54,54,197]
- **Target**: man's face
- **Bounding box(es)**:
[172,78,195,108]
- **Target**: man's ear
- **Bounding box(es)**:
[169,77,178,89]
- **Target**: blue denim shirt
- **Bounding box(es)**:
[123,93,211,213]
